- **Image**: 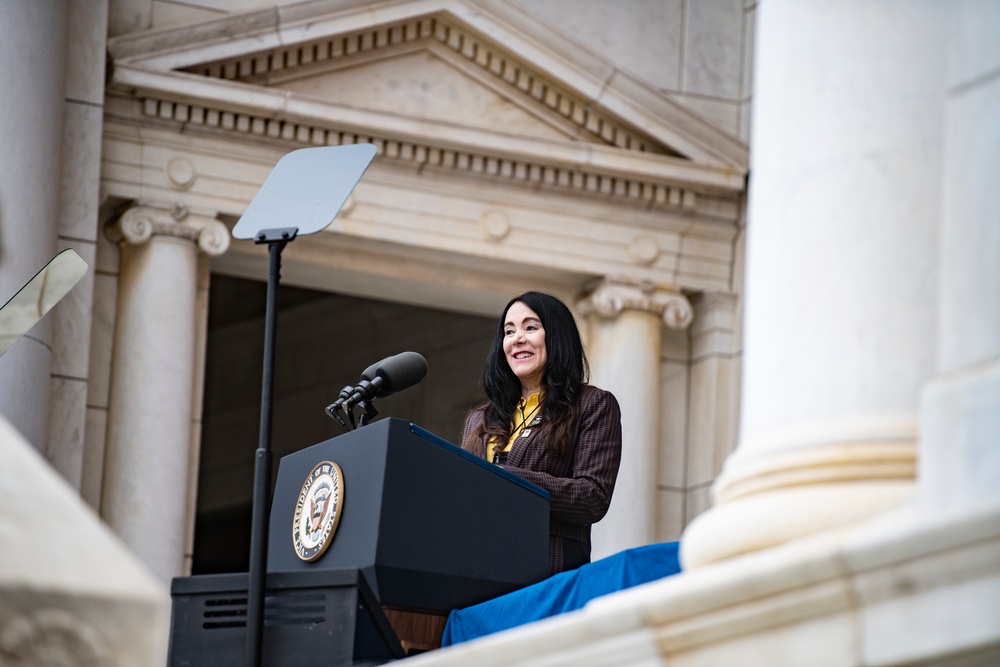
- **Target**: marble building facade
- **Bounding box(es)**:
[3,0,750,581]
[1,0,997,666]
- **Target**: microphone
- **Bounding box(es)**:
[343,351,427,408]
[325,355,392,418]
[358,357,383,382]
[374,351,427,396]
[325,352,428,426]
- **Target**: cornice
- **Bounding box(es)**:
[107,0,748,171]
[108,64,743,209]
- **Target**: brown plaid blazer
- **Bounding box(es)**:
[461,385,623,575]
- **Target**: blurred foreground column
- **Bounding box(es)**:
[0,1,67,449]
[682,1,946,567]
[918,2,1000,518]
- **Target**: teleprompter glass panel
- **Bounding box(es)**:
[232,144,378,240]
[0,248,88,357]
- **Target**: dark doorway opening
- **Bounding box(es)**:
[192,274,496,574]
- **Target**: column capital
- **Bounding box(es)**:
[579,276,694,330]
[109,205,230,257]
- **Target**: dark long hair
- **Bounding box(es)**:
[465,291,589,459]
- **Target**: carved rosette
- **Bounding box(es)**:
[579,278,694,330]
[111,206,230,257]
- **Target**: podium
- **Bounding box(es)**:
[168,419,550,665]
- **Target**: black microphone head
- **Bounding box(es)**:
[374,351,427,396]
[359,358,384,382]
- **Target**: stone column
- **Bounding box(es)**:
[45,0,109,488]
[682,293,741,528]
[919,4,1000,517]
[101,206,229,583]
[581,278,693,559]
[0,0,68,449]
[682,1,945,567]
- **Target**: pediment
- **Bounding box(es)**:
[107,0,747,197]
[257,45,588,145]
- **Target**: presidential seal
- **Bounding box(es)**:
[292,461,344,562]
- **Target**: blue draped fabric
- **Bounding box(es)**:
[441,541,682,646]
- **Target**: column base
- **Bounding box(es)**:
[681,439,917,568]
[681,480,913,568]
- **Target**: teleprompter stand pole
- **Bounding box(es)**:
[244,227,298,667]
[228,142,377,667]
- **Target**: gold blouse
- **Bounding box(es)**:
[486,392,542,464]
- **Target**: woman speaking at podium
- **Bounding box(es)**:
[461,291,623,575]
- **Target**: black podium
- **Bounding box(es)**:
[168,419,550,666]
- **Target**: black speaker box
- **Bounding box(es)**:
[167,568,404,667]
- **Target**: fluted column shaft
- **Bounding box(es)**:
[101,206,229,583]
[583,279,693,559]
[682,1,945,567]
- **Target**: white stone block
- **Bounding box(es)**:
[739,98,752,142]
[682,0,744,101]
[66,0,109,104]
[685,354,738,486]
[45,375,88,489]
[684,484,712,525]
[947,0,1000,90]
[853,535,1000,666]
[151,1,229,31]
[509,0,684,93]
[674,94,740,136]
[0,327,52,452]
[59,105,105,241]
[740,3,755,101]
[50,239,96,379]
[920,362,1000,514]
[0,415,169,666]
[669,611,854,667]
[938,78,1000,372]
[679,233,739,263]
[86,271,118,409]
[658,358,689,489]
[657,487,686,542]
[82,406,108,510]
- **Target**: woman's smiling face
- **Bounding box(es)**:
[503,301,548,396]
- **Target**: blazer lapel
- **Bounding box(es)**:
[507,413,544,467]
